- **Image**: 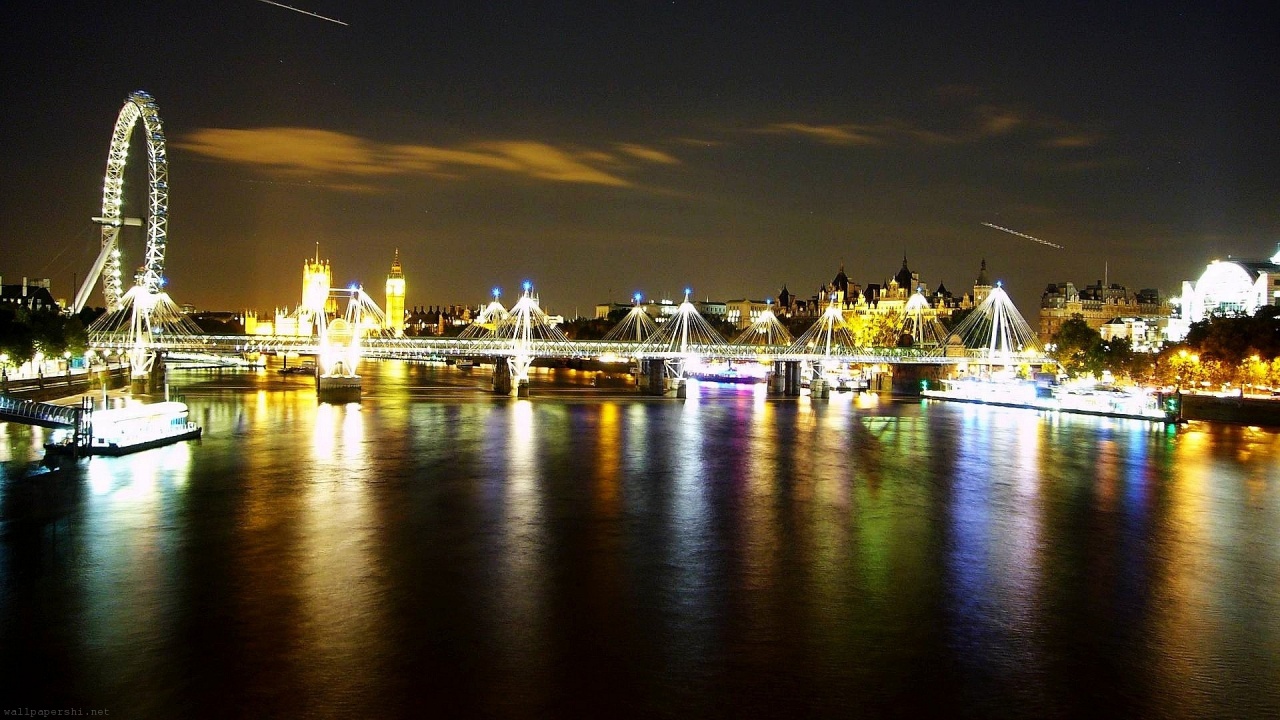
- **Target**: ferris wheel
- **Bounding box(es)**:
[72,91,169,314]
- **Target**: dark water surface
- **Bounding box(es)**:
[2,362,1279,718]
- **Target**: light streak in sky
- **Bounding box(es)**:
[981,222,1065,250]
[251,0,348,26]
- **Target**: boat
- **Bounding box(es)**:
[279,362,316,375]
[833,376,871,392]
[923,377,1180,423]
[686,365,768,384]
[45,401,203,458]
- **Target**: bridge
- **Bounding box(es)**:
[65,91,1049,399]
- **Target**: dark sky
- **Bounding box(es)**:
[2,1,1276,316]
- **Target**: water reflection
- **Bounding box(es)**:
[490,399,550,707]
[1,362,1278,718]
[295,400,381,709]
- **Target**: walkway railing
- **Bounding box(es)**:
[0,394,79,428]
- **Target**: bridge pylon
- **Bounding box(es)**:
[938,282,1047,372]
[634,289,729,394]
[783,298,863,396]
[481,283,574,396]
[314,287,390,402]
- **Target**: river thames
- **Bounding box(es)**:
[2,361,1279,718]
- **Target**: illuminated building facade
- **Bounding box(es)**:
[247,247,340,336]
[590,258,987,332]
[724,299,774,328]
[1178,244,1280,323]
[791,257,978,325]
[1038,281,1168,344]
[594,296,728,323]
[385,249,405,336]
[302,251,338,317]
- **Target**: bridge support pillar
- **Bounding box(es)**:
[640,360,666,396]
[493,358,513,395]
[784,361,802,396]
[516,378,530,397]
[675,378,687,399]
[317,374,362,403]
[130,354,166,395]
[768,362,786,394]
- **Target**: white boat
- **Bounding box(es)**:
[923,378,1179,423]
[47,401,203,458]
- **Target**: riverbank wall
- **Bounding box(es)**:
[1180,393,1280,427]
[1,366,130,403]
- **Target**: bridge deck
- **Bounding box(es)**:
[89,333,1051,366]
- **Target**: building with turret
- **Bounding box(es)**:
[385,249,405,336]
[972,258,993,306]
[246,246,340,336]
[302,249,338,317]
[1038,279,1170,347]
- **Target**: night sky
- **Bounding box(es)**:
[2,1,1276,317]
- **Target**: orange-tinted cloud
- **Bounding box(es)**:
[758,122,883,146]
[975,105,1023,136]
[472,141,632,185]
[176,128,396,177]
[616,143,681,164]
[174,127,666,189]
[758,90,1102,152]
[1044,134,1099,149]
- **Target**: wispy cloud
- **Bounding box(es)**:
[1043,133,1100,149]
[176,128,395,177]
[757,93,1102,150]
[616,143,681,164]
[975,105,1023,136]
[757,122,883,146]
[174,128,675,190]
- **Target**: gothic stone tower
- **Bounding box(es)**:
[385,249,406,336]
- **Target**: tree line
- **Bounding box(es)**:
[1050,307,1280,390]
[0,306,104,365]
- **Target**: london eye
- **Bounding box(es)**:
[73,90,169,314]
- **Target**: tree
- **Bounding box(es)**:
[0,306,35,363]
[1050,314,1102,377]
[1186,307,1280,364]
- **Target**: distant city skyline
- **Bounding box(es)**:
[3,3,1276,316]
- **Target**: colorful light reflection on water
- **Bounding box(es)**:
[1,363,1278,718]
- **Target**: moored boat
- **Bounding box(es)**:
[45,400,203,458]
[686,365,768,384]
[923,377,1180,423]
